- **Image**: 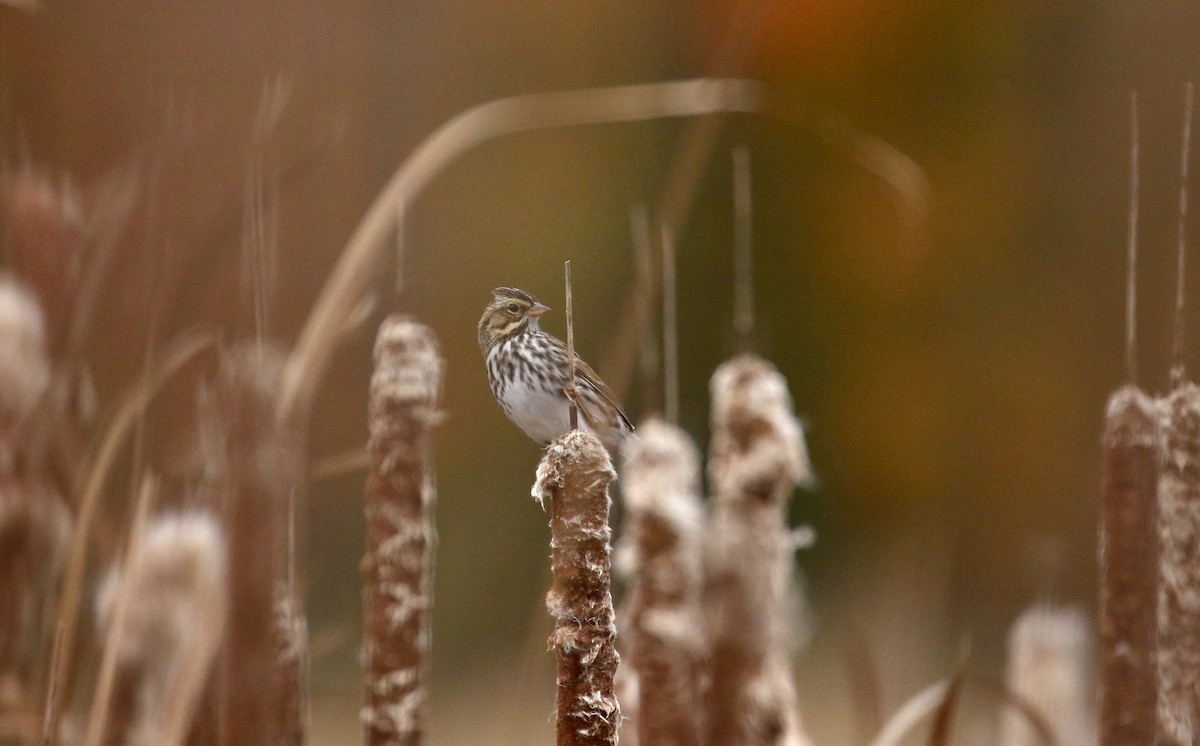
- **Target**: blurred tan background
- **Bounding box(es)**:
[3,0,1199,742]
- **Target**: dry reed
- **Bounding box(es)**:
[999,605,1093,746]
[361,316,443,745]
[617,418,705,746]
[43,333,210,744]
[533,430,621,746]
[1098,386,1158,745]
[703,354,813,746]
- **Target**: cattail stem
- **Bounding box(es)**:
[565,261,579,431]
[361,316,443,745]
[661,224,679,425]
[629,204,661,412]
[1126,90,1140,384]
[1098,386,1158,745]
[618,419,705,746]
[533,430,620,746]
[703,354,813,746]
[1157,382,1200,744]
[732,144,754,352]
[208,344,302,746]
[1174,83,1195,384]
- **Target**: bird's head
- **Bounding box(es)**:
[477,287,551,350]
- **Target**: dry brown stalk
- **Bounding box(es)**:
[1157,382,1200,744]
[703,354,813,746]
[83,475,156,746]
[618,419,705,746]
[1098,386,1158,745]
[43,333,210,745]
[204,343,302,746]
[361,316,443,745]
[533,430,621,746]
[999,605,1093,746]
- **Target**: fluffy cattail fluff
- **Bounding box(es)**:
[1098,386,1158,745]
[617,418,705,746]
[1157,382,1200,744]
[0,274,50,468]
[93,511,227,746]
[533,430,621,746]
[999,605,1094,746]
[703,355,814,746]
[362,316,442,745]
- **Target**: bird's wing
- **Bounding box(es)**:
[574,356,634,431]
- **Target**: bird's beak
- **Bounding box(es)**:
[529,302,551,318]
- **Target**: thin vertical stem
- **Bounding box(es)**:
[565,261,579,431]
[661,224,679,426]
[1127,90,1140,385]
[732,144,754,351]
[1173,82,1194,384]
[395,202,407,294]
[82,475,158,746]
[630,204,660,409]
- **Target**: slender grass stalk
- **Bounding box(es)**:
[618,419,705,746]
[82,475,156,746]
[661,224,678,426]
[1172,83,1194,384]
[999,605,1092,746]
[703,355,813,746]
[565,261,579,431]
[628,204,660,414]
[1099,387,1158,745]
[732,144,754,353]
[361,316,443,745]
[533,430,620,746]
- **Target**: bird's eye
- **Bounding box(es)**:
[506,303,521,314]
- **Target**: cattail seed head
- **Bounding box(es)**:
[94,510,227,746]
[1000,605,1093,746]
[0,274,50,427]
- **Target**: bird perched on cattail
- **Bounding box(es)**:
[478,287,633,449]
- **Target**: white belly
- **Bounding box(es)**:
[501,375,572,444]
